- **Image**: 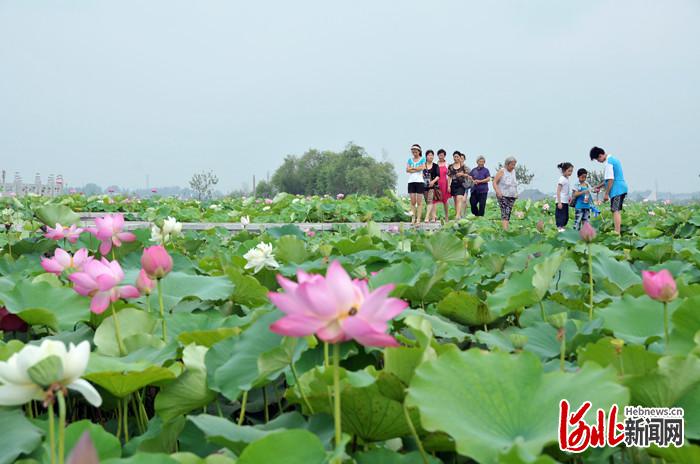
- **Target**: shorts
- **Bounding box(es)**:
[408,182,425,194]
[610,194,626,212]
[574,208,590,230]
[498,196,516,220]
[450,182,466,197]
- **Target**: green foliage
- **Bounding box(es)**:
[270,143,396,196]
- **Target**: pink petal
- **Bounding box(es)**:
[99,240,112,256]
[325,261,356,310]
[276,274,299,293]
[298,282,343,318]
[270,315,326,337]
[341,317,400,347]
[69,272,97,291]
[41,258,64,275]
[316,322,347,343]
[54,248,73,268]
[116,232,136,243]
[118,285,140,299]
[90,293,111,314]
[96,274,117,292]
[268,292,309,317]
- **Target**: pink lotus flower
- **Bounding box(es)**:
[580,222,596,242]
[45,224,84,243]
[542,203,550,212]
[268,261,408,347]
[41,248,91,275]
[89,214,136,255]
[642,270,678,302]
[68,258,139,314]
[305,229,316,237]
[151,188,157,193]
[336,193,345,200]
[663,199,672,205]
[265,198,273,205]
[136,269,155,295]
[141,245,173,280]
[387,225,399,234]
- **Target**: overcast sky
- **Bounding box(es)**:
[1,1,699,194]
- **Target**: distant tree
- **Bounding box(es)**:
[496,163,535,186]
[82,183,102,196]
[189,170,219,201]
[255,180,276,198]
[270,143,396,196]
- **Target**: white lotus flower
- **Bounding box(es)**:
[162,216,182,236]
[262,206,271,211]
[241,216,250,227]
[151,217,182,244]
[0,340,101,407]
[243,242,279,274]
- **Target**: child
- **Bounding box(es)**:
[555,162,573,231]
[571,168,593,230]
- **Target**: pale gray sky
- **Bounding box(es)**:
[1,1,699,193]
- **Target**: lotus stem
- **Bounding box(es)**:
[403,403,429,464]
[333,342,342,460]
[48,399,56,464]
[663,301,669,349]
[57,390,66,464]
[238,390,248,425]
[559,329,566,372]
[539,301,546,321]
[111,304,126,356]
[146,294,151,313]
[157,279,167,341]
[290,362,314,414]
[588,243,594,321]
[122,397,129,442]
[263,387,269,423]
[324,342,329,368]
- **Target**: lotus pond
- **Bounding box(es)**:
[0,197,699,464]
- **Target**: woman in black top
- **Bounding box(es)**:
[422,150,440,222]
[448,151,468,220]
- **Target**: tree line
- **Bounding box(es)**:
[255,143,396,197]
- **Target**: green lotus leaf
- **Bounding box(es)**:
[406,349,629,464]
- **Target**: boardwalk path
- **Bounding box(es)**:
[77,213,443,232]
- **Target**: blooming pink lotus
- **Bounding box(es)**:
[45,223,84,243]
[141,245,173,279]
[68,258,139,313]
[41,248,91,275]
[269,261,408,346]
[305,229,316,238]
[336,193,345,200]
[89,214,136,255]
[580,222,596,242]
[642,270,678,302]
[136,269,155,295]
[265,198,273,205]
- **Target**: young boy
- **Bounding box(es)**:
[571,168,593,230]
[589,146,627,234]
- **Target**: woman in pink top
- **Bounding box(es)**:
[433,149,451,221]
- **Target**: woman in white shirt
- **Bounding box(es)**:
[493,156,519,231]
[406,144,426,224]
[555,162,574,231]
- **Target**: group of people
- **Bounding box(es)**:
[406,144,628,233]
[554,146,628,234]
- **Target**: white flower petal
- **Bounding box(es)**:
[0,357,31,384]
[0,383,42,406]
[63,341,90,383]
[67,379,102,407]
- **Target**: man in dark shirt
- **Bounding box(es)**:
[469,155,491,216]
